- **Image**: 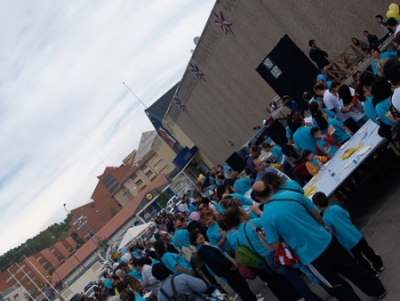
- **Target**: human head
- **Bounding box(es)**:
[311,127,322,139]
[308,39,316,47]
[303,149,314,161]
[313,82,326,96]
[122,275,142,292]
[359,71,376,98]
[387,17,398,29]
[371,77,392,103]
[329,80,341,95]
[302,91,313,102]
[119,289,135,301]
[369,45,380,58]
[219,196,242,211]
[252,158,265,173]
[262,142,272,152]
[251,173,284,203]
[375,15,383,22]
[152,263,171,281]
[312,191,329,209]
[281,144,297,157]
[352,70,361,81]
[189,228,205,246]
[384,57,400,85]
[251,145,261,157]
[351,37,359,45]
[153,239,168,258]
[143,240,151,249]
[200,210,217,227]
[363,30,369,37]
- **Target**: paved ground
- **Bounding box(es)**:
[222,150,400,300]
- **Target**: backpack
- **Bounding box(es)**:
[159,276,194,301]
[235,223,266,269]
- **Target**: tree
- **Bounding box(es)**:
[155,189,171,208]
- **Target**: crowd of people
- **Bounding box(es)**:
[73,12,400,301]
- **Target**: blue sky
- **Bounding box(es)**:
[0,0,215,255]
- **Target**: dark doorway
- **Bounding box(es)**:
[256,35,320,112]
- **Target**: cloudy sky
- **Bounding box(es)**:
[0,0,215,256]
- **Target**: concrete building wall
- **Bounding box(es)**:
[164,0,392,165]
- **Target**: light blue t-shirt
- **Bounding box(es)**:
[315,137,338,156]
[226,229,239,251]
[161,252,193,274]
[255,167,290,182]
[322,205,362,250]
[173,229,191,248]
[286,126,294,139]
[229,193,253,205]
[207,222,231,252]
[237,219,274,258]
[233,177,253,195]
[363,96,379,125]
[293,126,317,153]
[260,190,332,265]
[325,119,351,144]
[376,97,394,126]
[128,269,143,282]
[134,293,147,301]
[370,51,398,75]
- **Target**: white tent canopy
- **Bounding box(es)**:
[118,222,152,250]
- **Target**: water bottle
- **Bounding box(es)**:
[328,169,340,183]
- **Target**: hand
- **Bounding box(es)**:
[324,225,332,233]
[250,205,262,216]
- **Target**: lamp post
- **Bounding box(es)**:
[63,204,105,260]
[122,82,147,108]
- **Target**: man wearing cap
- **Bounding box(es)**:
[308,40,330,70]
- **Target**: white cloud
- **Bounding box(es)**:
[0,0,215,255]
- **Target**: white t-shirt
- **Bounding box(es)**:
[392,87,400,112]
[323,90,335,110]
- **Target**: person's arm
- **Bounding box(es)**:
[305,161,318,176]
[184,275,207,294]
[174,265,195,276]
[216,231,227,248]
[309,208,331,233]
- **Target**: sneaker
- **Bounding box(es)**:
[378,290,387,299]
[256,294,263,298]
[256,298,264,301]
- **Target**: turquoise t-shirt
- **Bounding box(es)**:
[293,126,317,153]
[233,178,253,195]
[128,269,143,282]
[134,293,147,301]
[229,193,253,205]
[261,190,332,265]
[363,96,379,125]
[325,119,351,144]
[207,222,232,252]
[315,137,338,156]
[226,229,239,251]
[376,97,394,126]
[322,205,362,250]
[286,126,294,139]
[173,229,191,248]
[161,252,192,274]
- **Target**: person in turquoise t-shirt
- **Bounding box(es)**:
[312,192,384,274]
[251,174,386,300]
[200,210,232,253]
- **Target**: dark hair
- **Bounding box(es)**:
[310,127,320,137]
[371,77,393,105]
[387,17,398,27]
[115,282,127,295]
[384,57,400,85]
[312,191,329,207]
[359,71,376,86]
[375,15,383,19]
[313,82,325,92]
[363,30,369,34]
[330,80,341,90]
[132,257,148,267]
[302,91,313,101]
[135,245,144,251]
[251,173,284,201]
[119,289,135,301]
[281,144,297,156]
[313,110,328,131]
[369,45,380,54]
[216,184,227,198]
[352,37,359,45]
[152,263,171,281]
[308,39,315,47]
[153,239,167,258]
[189,228,201,245]
[244,166,252,176]
[338,84,353,106]
[308,101,320,115]
[166,220,175,233]
[303,149,313,159]
[219,196,242,210]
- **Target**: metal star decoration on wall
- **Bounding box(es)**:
[174,97,185,111]
[212,11,234,35]
[189,63,204,80]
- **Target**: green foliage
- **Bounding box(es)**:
[0,214,72,272]
[155,189,171,207]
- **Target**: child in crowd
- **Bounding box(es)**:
[310,127,340,156]
[303,150,328,176]
[312,192,385,274]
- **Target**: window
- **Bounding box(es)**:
[5,276,13,283]
[96,209,100,213]
[41,262,47,267]
[155,166,159,170]
[166,166,170,170]
[136,180,143,186]
[101,174,113,185]
[155,154,159,157]
[145,170,153,177]
[136,170,142,175]
[142,176,147,181]
[160,160,164,164]
[36,256,42,261]
[133,185,138,190]
[130,174,137,181]
[51,248,56,253]
[127,179,131,184]
[102,217,107,221]
[149,159,153,163]
[141,165,147,171]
